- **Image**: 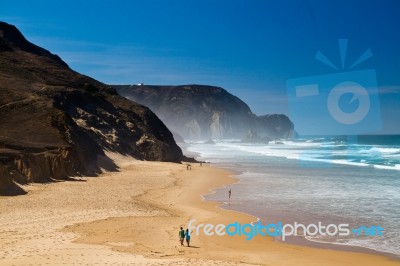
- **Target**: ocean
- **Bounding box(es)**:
[186,135,400,257]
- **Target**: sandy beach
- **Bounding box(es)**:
[0,153,399,265]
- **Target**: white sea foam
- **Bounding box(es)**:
[373,164,400,171]
[192,138,400,257]
[209,140,400,171]
[370,147,400,154]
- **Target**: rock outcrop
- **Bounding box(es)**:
[253,114,294,139]
[0,21,184,195]
[0,165,12,194]
[115,84,295,140]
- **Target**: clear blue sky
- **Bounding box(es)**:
[1,0,399,134]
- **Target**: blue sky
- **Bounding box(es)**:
[1,0,400,134]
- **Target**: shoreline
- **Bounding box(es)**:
[210,172,400,261]
[190,141,400,261]
[67,155,399,265]
[0,153,399,265]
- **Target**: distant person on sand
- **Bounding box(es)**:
[186,164,192,170]
[185,228,191,247]
[228,189,232,200]
[179,227,185,246]
[200,162,202,167]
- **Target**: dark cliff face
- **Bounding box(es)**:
[115,85,294,140]
[0,22,67,67]
[254,114,294,139]
[0,21,183,195]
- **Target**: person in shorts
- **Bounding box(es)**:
[179,227,185,246]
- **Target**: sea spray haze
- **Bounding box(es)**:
[115,85,294,141]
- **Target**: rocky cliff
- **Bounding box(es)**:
[0,21,184,195]
[115,85,294,140]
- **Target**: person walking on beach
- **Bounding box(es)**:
[179,227,185,246]
[185,228,191,247]
[228,189,232,200]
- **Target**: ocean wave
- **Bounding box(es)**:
[330,159,370,167]
[205,141,400,172]
[359,147,400,155]
[192,141,400,258]
[371,147,400,154]
[373,164,400,171]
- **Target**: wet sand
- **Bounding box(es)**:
[0,153,399,265]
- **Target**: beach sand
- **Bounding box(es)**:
[0,153,399,265]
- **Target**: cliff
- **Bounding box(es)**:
[0,21,184,195]
[115,85,294,140]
